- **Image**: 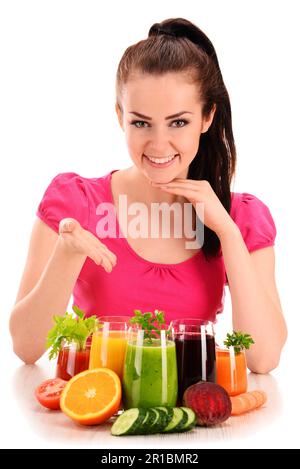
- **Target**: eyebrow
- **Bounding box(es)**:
[129,111,194,120]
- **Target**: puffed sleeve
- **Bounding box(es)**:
[233,192,277,252]
[36,172,89,233]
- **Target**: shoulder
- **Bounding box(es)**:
[230,192,277,252]
[36,170,115,233]
[230,191,272,217]
[43,170,115,195]
[46,171,85,190]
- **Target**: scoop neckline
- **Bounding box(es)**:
[106,169,203,269]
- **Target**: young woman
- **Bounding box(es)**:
[9,18,287,371]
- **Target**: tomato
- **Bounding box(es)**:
[35,378,67,410]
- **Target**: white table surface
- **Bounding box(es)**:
[3,343,299,450]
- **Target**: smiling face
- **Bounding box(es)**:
[116,71,216,183]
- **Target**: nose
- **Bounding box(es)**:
[146,127,176,156]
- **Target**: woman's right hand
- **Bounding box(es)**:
[58,218,117,273]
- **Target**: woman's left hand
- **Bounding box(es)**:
[151,178,235,237]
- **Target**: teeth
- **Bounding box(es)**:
[146,155,177,164]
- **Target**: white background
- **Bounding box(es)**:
[0,0,299,449]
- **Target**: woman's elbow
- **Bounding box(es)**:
[250,323,288,374]
[11,341,40,365]
[9,313,37,364]
[248,358,280,374]
[10,324,40,365]
[248,341,287,374]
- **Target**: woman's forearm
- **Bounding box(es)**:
[9,237,87,364]
[218,222,287,374]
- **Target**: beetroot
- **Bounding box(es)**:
[183,381,232,426]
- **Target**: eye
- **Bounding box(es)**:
[129,119,189,128]
[171,119,189,127]
[130,120,149,128]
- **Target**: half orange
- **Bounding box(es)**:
[60,368,121,425]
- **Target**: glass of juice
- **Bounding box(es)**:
[55,340,91,381]
[122,325,178,409]
[171,318,216,404]
[88,316,131,380]
[216,346,248,396]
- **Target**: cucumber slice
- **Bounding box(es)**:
[162,407,188,433]
[149,407,168,433]
[134,408,157,435]
[179,407,196,431]
[154,406,173,427]
[111,408,147,436]
[147,408,164,434]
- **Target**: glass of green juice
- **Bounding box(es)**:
[122,325,178,409]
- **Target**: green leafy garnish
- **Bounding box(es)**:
[46,305,99,360]
[129,309,168,343]
[223,331,255,354]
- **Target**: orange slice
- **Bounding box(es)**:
[60,368,121,425]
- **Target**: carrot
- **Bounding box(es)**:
[231,395,248,415]
[231,394,254,415]
[240,392,257,409]
[230,390,267,415]
[250,390,267,408]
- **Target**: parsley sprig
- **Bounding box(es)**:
[46,305,99,360]
[223,331,255,354]
[129,309,168,343]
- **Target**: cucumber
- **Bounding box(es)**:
[111,406,195,436]
[111,408,147,436]
[162,407,188,433]
[147,408,164,434]
[179,407,196,431]
[149,407,168,433]
[154,406,173,427]
[134,408,157,435]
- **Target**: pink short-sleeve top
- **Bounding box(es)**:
[36,170,277,323]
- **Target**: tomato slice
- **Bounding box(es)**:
[35,378,67,410]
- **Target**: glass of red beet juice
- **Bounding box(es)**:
[170,318,216,404]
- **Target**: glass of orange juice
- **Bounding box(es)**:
[216,346,248,396]
[89,316,131,380]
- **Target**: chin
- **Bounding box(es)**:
[147,173,174,184]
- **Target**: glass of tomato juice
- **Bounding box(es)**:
[55,340,91,381]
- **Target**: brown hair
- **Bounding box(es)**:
[115,18,236,260]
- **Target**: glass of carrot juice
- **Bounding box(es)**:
[216,346,248,396]
[89,316,131,380]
